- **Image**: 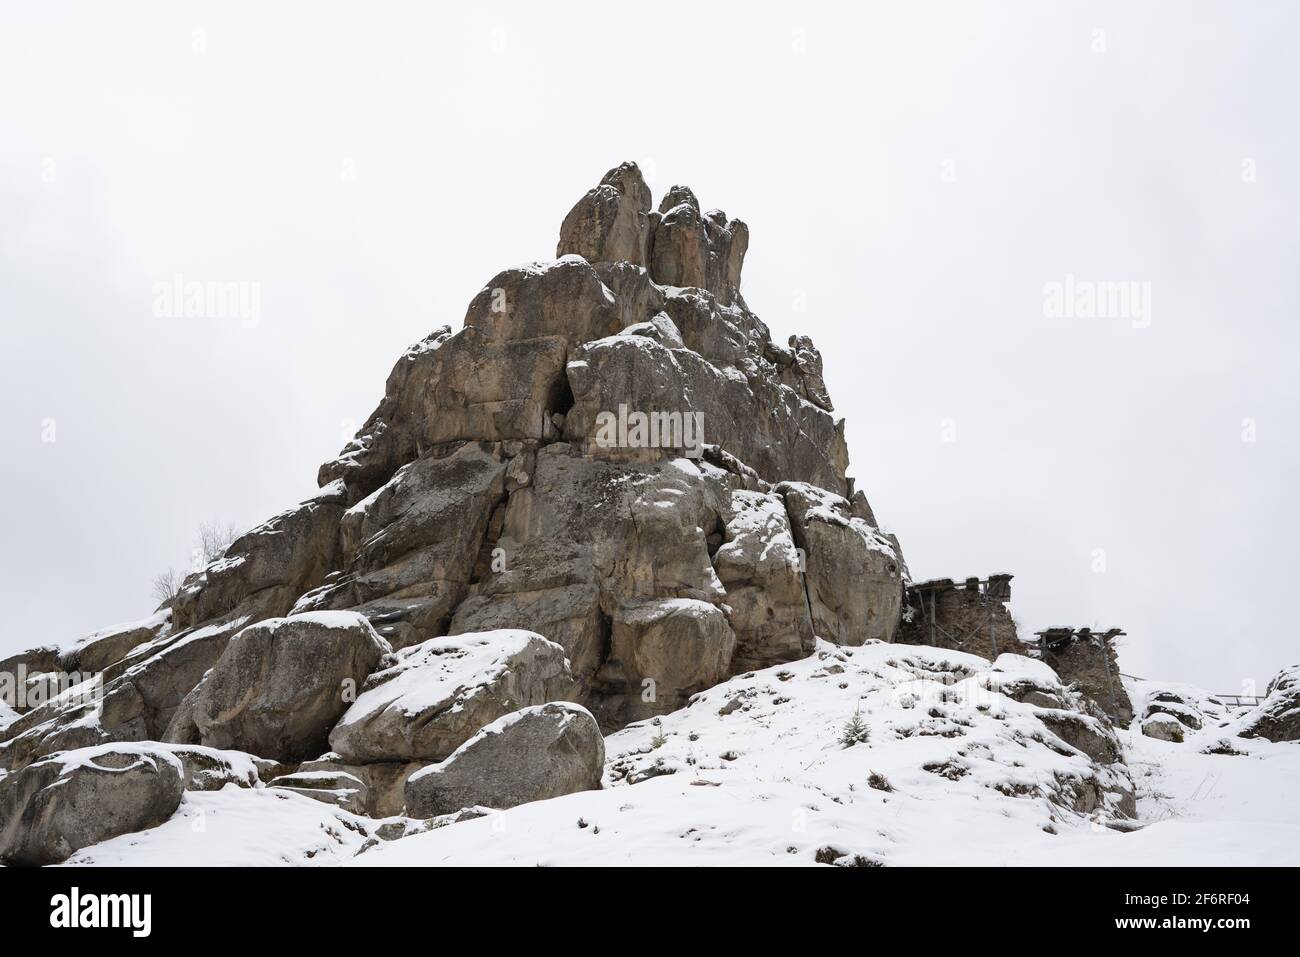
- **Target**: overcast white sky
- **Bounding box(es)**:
[1,1,1295,692]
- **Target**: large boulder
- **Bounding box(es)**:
[319,327,570,502]
[649,186,749,306]
[172,484,346,631]
[0,743,183,866]
[0,595,285,772]
[294,442,507,649]
[328,630,572,763]
[557,162,653,268]
[404,702,604,818]
[713,490,814,672]
[164,611,390,762]
[1240,664,1300,742]
[592,598,735,728]
[58,610,171,676]
[778,482,904,645]
[465,256,624,349]
[449,448,729,704]
[0,645,60,714]
[565,334,849,494]
[1141,714,1186,743]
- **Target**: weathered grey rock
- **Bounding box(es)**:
[1143,696,1204,731]
[1240,664,1300,742]
[165,611,390,762]
[59,610,171,675]
[648,187,749,306]
[328,630,573,763]
[294,442,507,649]
[712,490,813,672]
[565,334,849,494]
[319,326,571,502]
[0,595,286,772]
[404,702,604,818]
[786,335,833,412]
[557,162,653,268]
[295,756,426,817]
[1039,631,1134,726]
[622,311,685,350]
[450,448,728,705]
[465,256,623,349]
[1039,712,1123,764]
[173,485,346,631]
[0,743,183,866]
[0,646,60,714]
[160,743,286,791]
[778,482,904,645]
[592,598,735,728]
[267,769,369,814]
[1141,714,1186,743]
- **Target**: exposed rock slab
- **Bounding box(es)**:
[712,490,813,672]
[404,702,604,818]
[0,743,184,866]
[328,630,573,763]
[778,481,904,645]
[165,611,390,762]
[1240,664,1300,742]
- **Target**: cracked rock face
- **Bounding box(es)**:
[404,702,605,818]
[164,611,391,763]
[328,630,573,763]
[1240,664,1300,742]
[0,743,184,866]
[1,162,912,832]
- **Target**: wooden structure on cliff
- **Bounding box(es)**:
[900,574,1019,660]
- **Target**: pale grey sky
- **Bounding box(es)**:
[2,1,1295,692]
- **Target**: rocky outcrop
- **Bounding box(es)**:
[593,599,736,728]
[558,162,653,269]
[0,162,940,859]
[1141,714,1186,743]
[164,612,390,762]
[713,490,814,672]
[779,482,904,646]
[328,630,572,763]
[173,485,347,631]
[0,645,59,714]
[0,743,184,866]
[57,611,171,676]
[294,443,508,650]
[404,702,604,818]
[897,577,1018,661]
[1240,664,1300,742]
[1037,629,1133,726]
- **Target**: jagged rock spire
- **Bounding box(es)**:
[559,162,749,306]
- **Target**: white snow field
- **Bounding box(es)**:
[68,642,1299,867]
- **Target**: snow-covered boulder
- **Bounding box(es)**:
[328,630,573,763]
[712,490,814,672]
[405,702,604,818]
[165,611,390,762]
[1240,664,1300,742]
[0,743,184,866]
[777,481,904,646]
[557,161,653,269]
[1141,714,1186,743]
[160,743,286,792]
[59,610,171,675]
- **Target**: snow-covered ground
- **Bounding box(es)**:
[68,642,1300,867]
